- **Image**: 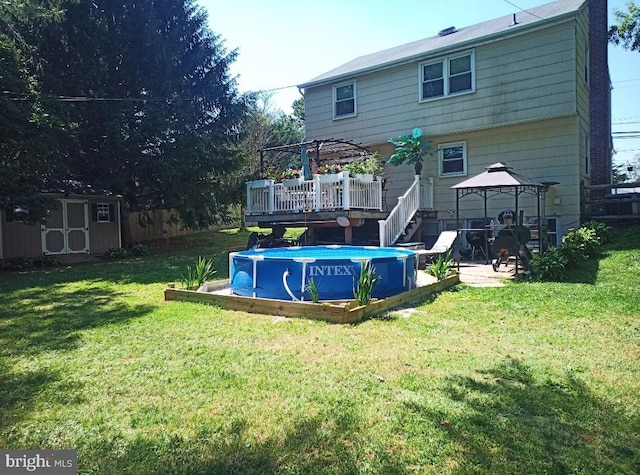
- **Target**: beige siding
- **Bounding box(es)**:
[304,20,578,146]
[381,116,582,234]
[0,215,42,259]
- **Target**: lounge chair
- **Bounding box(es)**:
[420,230,458,263]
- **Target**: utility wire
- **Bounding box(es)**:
[1,82,300,102]
[502,0,546,20]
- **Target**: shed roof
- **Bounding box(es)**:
[299,0,585,89]
[451,163,546,190]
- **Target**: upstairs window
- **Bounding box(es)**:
[333,81,356,119]
[438,141,467,177]
[420,51,474,101]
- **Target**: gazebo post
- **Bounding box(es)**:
[483,189,489,264]
[456,190,460,270]
[536,187,542,254]
[514,187,520,274]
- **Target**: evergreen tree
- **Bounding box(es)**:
[0,1,68,220]
[26,0,248,228]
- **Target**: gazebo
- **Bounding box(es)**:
[451,163,553,267]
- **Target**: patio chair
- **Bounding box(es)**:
[421,230,458,262]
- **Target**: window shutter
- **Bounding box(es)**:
[109,204,115,222]
[91,203,98,222]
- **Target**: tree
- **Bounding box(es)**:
[609,1,640,52]
[0,1,69,221]
[230,95,304,229]
[19,0,248,228]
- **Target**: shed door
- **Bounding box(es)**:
[41,200,90,255]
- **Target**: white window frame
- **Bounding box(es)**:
[438,141,467,177]
[333,80,357,119]
[96,203,111,223]
[419,51,475,102]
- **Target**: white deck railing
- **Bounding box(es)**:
[246,172,382,215]
[378,175,422,247]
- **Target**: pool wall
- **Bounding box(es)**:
[229,246,417,301]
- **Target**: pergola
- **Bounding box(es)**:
[259,138,372,180]
[451,162,553,265]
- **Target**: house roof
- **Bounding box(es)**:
[298,0,586,89]
[451,163,546,190]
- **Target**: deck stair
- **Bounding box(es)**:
[398,215,423,243]
[378,175,421,247]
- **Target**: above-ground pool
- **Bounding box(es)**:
[229,246,417,301]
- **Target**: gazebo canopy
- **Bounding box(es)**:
[452,162,546,191]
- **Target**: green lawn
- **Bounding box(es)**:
[1,226,639,474]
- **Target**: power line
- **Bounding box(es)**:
[612,78,640,84]
[502,0,546,20]
[1,84,300,103]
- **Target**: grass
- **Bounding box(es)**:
[0,225,639,474]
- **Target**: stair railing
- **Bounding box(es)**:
[378,175,421,247]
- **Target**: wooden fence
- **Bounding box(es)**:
[124,209,196,245]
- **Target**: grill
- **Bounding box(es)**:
[465,219,490,260]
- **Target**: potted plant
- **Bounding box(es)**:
[388,128,434,175]
[316,163,342,175]
[280,168,303,187]
[315,163,343,183]
[253,165,278,187]
[343,153,384,182]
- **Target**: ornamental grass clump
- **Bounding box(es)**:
[181,256,216,289]
[353,261,381,306]
[426,252,453,281]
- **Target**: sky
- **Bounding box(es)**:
[198,0,640,171]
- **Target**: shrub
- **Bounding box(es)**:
[3,256,33,271]
[562,227,600,258]
[559,240,587,268]
[104,247,128,260]
[582,220,613,244]
[530,246,568,281]
[130,243,150,257]
[33,255,61,268]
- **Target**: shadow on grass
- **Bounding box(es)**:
[0,285,155,430]
[562,253,600,284]
[405,358,639,474]
[81,410,407,475]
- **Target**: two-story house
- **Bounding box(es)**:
[297,0,611,246]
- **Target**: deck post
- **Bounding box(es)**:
[378,220,386,247]
[314,174,322,211]
[342,172,350,210]
[268,183,275,214]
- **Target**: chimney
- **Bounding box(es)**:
[589,0,612,187]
